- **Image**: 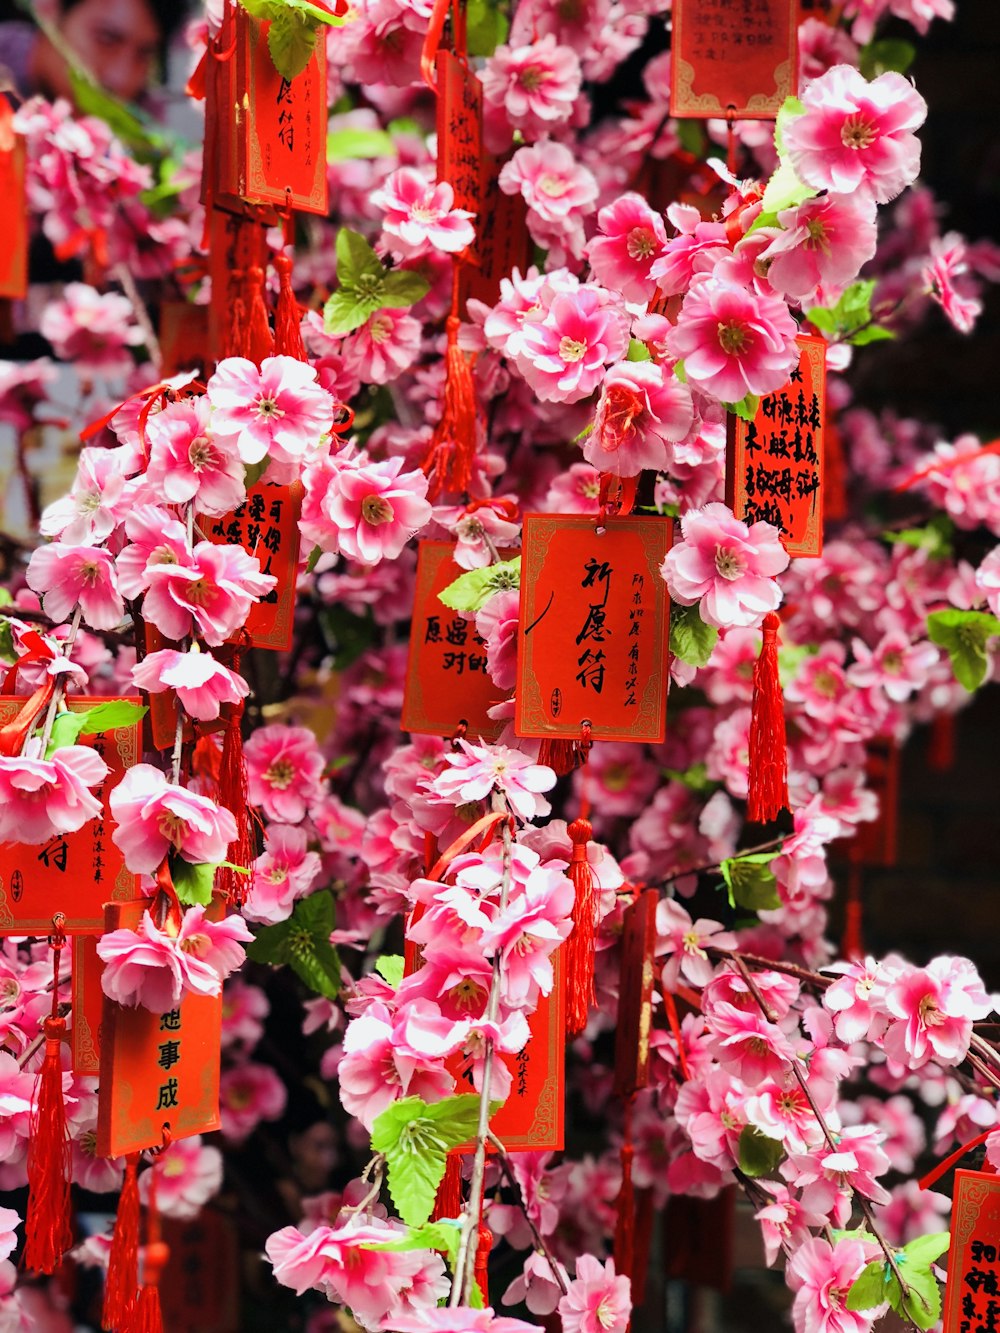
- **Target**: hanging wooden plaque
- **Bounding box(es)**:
[669,0,798,120]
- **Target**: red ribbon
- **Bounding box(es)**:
[420,0,465,90]
[464,496,518,521]
[426,811,510,883]
[0,632,60,758]
[919,1127,996,1191]
[895,438,1000,492]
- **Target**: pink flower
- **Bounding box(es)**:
[754,1184,826,1267]
[372,168,476,259]
[427,739,556,821]
[144,396,245,516]
[823,957,894,1044]
[760,194,878,301]
[393,1310,538,1333]
[109,763,238,874]
[338,1002,454,1129]
[558,1255,631,1333]
[0,1209,18,1264]
[786,1238,877,1333]
[131,647,249,721]
[706,1001,795,1087]
[481,35,582,139]
[783,65,926,205]
[221,979,269,1051]
[502,1249,569,1316]
[475,589,520,691]
[141,541,276,646]
[586,193,668,304]
[206,356,335,466]
[39,445,131,546]
[39,282,142,371]
[499,141,598,256]
[519,288,629,404]
[342,310,422,385]
[847,631,939,702]
[544,462,602,514]
[244,725,326,824]
[97,904,252,1011]
[922,232,982,334]
[881,956,991,1069]
[667,277,799,404]
[219,1061,287,1142]
[115,505,191,599]
[26,543,124,630]
[656,899,736,989]
[584,360,694,476]
[320,456,433,563]
[139,1135,223,1220]
[661,502,790,629]
[244,824,323,925]
[0,744,108,844]
[482,866,574,1008]
[976,547,1000,616]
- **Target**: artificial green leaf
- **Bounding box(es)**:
[676,119,706,157]
[306,544,323,573]
[371,1094,488,1227]
[859,37,916,78]
[327,127,396,160]
[806,280,893,347]
[268,11,317,79]
[726,393,760,423]
[363,1219,463,1266]
[45,711,89,755]
[773,95,806,158]
[375,955,405,988]
[927,609,1000,692]
[247,891,342,999]
[336,228,384,287]
[626,337,652,362]
[439,558,521,613]
[760,160,814,215]
[380,270,432,307]
[778,642,814,689]
[850,325,895,345]
[323,289,381,337]
[721,852,781,912]
[746,209,780,237]
[171,859,218,908]
[78,700,148,734]
[845,1260,890,1311]
[897,1271,941,1330]
[68,68,165,158]
[669,603,718,668]
[737,1125,785,1178]
[468,1276,486,1309]
[902,1232,950,1266]
[662,762,714,793]
[465,0,509,56]
[672,360,687,383]
[884,517,953,560]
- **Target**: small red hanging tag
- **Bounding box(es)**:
[0,100,28,302]
[746,613,789,824]
[461,152,531,311]
[71,935,103,1074]
[941,1169,1000,1331]
[516,515,672,745]
[613,889,658,1100]
[203,480,303,651]
[400,541,512,741]
[24,920,72,1276]
[663,1187,736,1292]
[435,48,483,220]
[158,1209,239,1331]
[669,0,799,119]
[0,696,141,935]
[565,817,598,1039]
[102,1152,140,1331]
[726,335,826,558]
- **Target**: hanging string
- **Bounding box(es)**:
[613,1095,636,1280]
[565,800,599,1039]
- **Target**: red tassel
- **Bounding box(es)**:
[565,817,598,1038]
[474,1225,492,1306]
[431,1152,463,1220]
[927,712,955,773]
[538,724,593,778]
[191,730,222,799]
[126,1160,168,1333]
[102,1154,140,1331]
[421,306,478,500]
[273,253,306,359]
[613,1138,635,1280]
[242,265,274,367]
[746,612,788,824]
[218,703,252,905]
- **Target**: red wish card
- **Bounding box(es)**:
[96,899,222,1157]
[401,541,510,741]
[670,0,798,120]
[614,889,658,1100]
[462,151,532,311]
[71,935,103,1075]
[0,698,140,936]
[435,50,483,220]
[516,515,672,744]
[727,335,826,558]
[160,1210,240,1333]
[943,1170,1000,1332]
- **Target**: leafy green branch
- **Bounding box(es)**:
[323,230,430,337]
[238,0,347,82]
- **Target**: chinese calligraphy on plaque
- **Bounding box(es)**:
[943,1170,1000,1332]
[670,0,798,119]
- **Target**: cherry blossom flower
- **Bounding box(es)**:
[481,35,583,140]
[140,1135,224,1220]
[656,899,736,989]
[705,1001,795,1087]
[754,1184,827,1267]
[144,396,246,516]
[502,1249,569,1316]
[244,824,323,925]
[342,310,423,385]
[207,356,334,466]
[661,502,790,629]
[782,65,927,205]
[760,194,878,301]
[219,1061,288,1142]
[847,630,939,702]
[109,763,238,874]
[786,1237,878,1333]
[372,168,476,259]
[39,445,131,546]
[476,589,520,691]
[823,957,894,1044]
[0,1209,18,1265]
[115,505,192,599]
[317,455,433,563]
[499,141,598,253]
[922,232,983,333]
[587,193,668,304]
[244,725,326,824]
[39,282,143,372]
[518,287,629,404]
[881,955,991,1069]
[584,360,694,476]
[558,1255,631,1333]
[338,1002,454,1128]
[427,738,556,821]
[0,744,108,845]
[140,541,276,646]
[26,542,124,630]
[131,647,249,722]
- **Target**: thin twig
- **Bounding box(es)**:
[114,263,162,372]
[489,1133,569,1295]
[656,836,785,891]
[710,948,834,990]
[34,606,83,757]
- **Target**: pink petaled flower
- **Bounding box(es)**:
[115,505,191,599]
[499,140,599,241]
[140,541,276,647]
[782,64,926,205]
[475,589,520,691]
[545,461,602,514]
[482,866,574,1008]
[39,282,142,371]
[558,1255,631,1333]
[651,204,730,299]
[666,277,799,404]
[584,360,694,477]
[140,1135,223,1220]
[0,1208,18,1264]
[427,738,556,821]
[394,1310,539,1333]
[518,287,629,404]
[847,631,939,702]
[759,194,878,301]
[661,502,790,630]
[39,445,131,546]
[206,356,334,466]
[754,1184,827,1267]
[26,542,124,631]
[244,824,323,925]
[144,396,245,516]
[342,309,422,385]
[881,955,991,1070]
[321,455,433,564]
[922,232,982,334]
[502,1249,569,1316]
[823,957,895,1044]
[0,744,108,845]
[97,904,252,1012]
[221,979,269,1051]
[481,34,582,139]
[587,193,669,304]
[786,1238,878,1333]
[131,647,249,722]
[705,1001,795,1087]
[372,167,476,259]
[655,899,736,989]
[219,1060,287,1143]
[109,763,238,874]
[243,725,326,824]
[338,1001,454,1129]
[976,547,1000,616]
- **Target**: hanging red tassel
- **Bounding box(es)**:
[613,1099,636,1280]
[102,1154,140,1331]
[127,1161,168,1333]
[474,1225,492,1306]
[538,722,593,778]
[218,700,252,906]
[24,921,72,1276]
[224,268,247,362]
[241,264,274,367]
[273,253,306,359]
[421,296,478,500]
[565,816,598,1038]
[431,1152,463,1220]
[746,612,788,824]
[191,729,222,799]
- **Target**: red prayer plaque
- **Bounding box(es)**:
[159,301,211,378]
[462,151,532,311]
[160,1210,240,1333]
[401,541,510,741]
[669,0,798,120]
[435,50,483,220]
[0,105,27,301]
[96,899,223,1157]
[72,935,103,1074]
[664,1187,736,1291]
[203,479,303,651]
[516,515,672,744]
[851,738,899,868]
[943,1170,1000,1331]
[614,889,658,1099]
[726,334,826,558]
[0,698,140,936]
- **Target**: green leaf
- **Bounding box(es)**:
[336,228,384,287]
[268,13,319,80]
[306,544,323,573]
[327,127,396,160]
[669,603,718,668]
[380,270,432,308]
[171,859,218,907]
[850,325,895,345]
[901,1232,950,1266]
[375,955,405,988]
[927,608,1000,692]
[322,289,380,336]
[773,95,806,158]
[884,516,953,560]
[897,1269,941,1330]
[244,457,271,488]
[760,160,814,215]
[247,891,342,999]
[78,700,148,734]
[68,68,165,159]
[846,1260,890,1312]
[371,1094,491,1227]
[45,711,89,755]
[439,558,521,613]
[726,393,760,424]
[465,0,509,57]
[737,1125,785,1178]
[806,280,893,347]
[720,852,781,912]
[662,762,714,793]
[626,337,652,362]
[859,37,916,78]
[363,1220,462,1266]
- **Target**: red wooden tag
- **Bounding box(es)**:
[159,301,211,379]
[613,889,658,1100]
[401,541,509,741]
[664,1187,736,1291]
[943,1169,1000,1331]
[203,479,303,651]
[851,738,899,868]
[516,515,672,744]
[160,1210,240,1332]
[71,935,103,1074]
[435,50,483,220]
[0,104,28,301]
[96,899,223,1157]
[207,208,270,365]
[0,698,140,935]
[462,151,532,311]
[726,334,826,558]
[669,0,798,120]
